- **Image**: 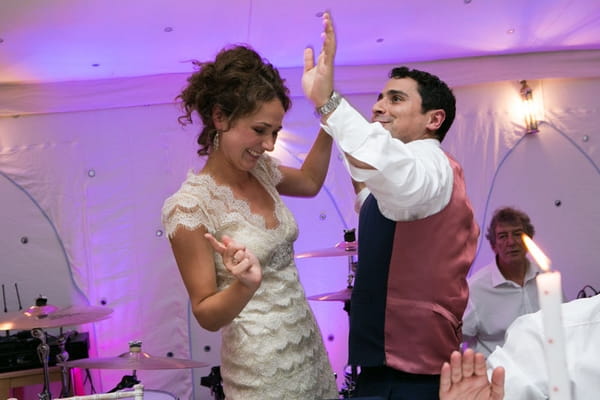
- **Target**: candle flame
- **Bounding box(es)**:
[521,234,551,271]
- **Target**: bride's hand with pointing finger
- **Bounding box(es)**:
[204,233,262,291]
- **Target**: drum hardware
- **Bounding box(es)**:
[200,366,224,400]
[0,329,90,373]
[306,287,352,302]
[31,327,52,400]
[306,228,357,303]
[118,387,177,399]
[2,283,24,337]
[295,228,358,259]
[108,374,140,393]
[342,229,358,398]
[0,296,113,399]
[0,301,113,331]
[339,364,361,398]
[62,341,202,399]
[56,330,78,397]
[303,229,360,398]
[61,340,209,370]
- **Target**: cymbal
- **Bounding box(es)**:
[296,241,357,259]
[62,350,209,370]
[307,287,352,302]
[0,305,113,330]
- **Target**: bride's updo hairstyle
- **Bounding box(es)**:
[177,45,292,156]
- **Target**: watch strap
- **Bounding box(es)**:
[315,91,342,117]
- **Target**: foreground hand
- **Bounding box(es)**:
[302,11,336,107]
[204,234,262,291]
[439,349,505,400]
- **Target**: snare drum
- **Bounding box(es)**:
[120,388,178,399]
[144,390,178,400]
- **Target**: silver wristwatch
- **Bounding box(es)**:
[315,91,342,117]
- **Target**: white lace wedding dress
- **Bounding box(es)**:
[162,155,338,400]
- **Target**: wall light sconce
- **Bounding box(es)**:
[519,80,539,134]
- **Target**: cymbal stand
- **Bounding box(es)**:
[107,342,143,393]
[341,255,358,398]
[31,327,52,400]
[341,228,357,315]
[107,342,143,392]
[200,366,225,400]
[342,253,356,315]
[56,329,76,397]
[107,373,140,393]
[340,229,358,398]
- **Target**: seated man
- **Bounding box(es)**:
[440,294,600,400]
[463,207,541,356]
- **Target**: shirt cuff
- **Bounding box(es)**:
[320,98,372,153]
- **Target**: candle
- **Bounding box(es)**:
[522,234,571,400]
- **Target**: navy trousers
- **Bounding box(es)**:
[353,366,440,400]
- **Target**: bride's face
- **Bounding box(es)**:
[218,99,285,171]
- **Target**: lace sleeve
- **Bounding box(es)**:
[161,191,213,238]
[254,154,283,187]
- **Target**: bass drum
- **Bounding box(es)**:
[119,388,178,399]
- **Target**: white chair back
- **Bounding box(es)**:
[55,384,144,400]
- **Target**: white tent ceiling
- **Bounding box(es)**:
[1,0,599,85]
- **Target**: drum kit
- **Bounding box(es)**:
[297,228,359,397]
[0,298,207,400]
[298,228,357,307]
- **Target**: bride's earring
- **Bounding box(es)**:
[213,130,221,151]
